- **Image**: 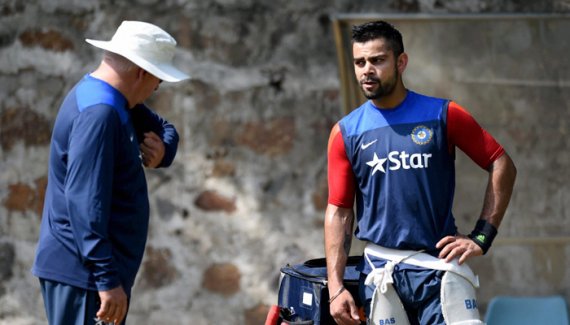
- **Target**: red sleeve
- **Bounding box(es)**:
[327,123,356,208]
[447,101,505,169]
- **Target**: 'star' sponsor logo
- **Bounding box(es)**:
[366,150,432,175]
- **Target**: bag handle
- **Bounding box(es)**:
[303,256,362,268]
[285,264,327,283]
[281,320,314,324]
[286,255,363,283]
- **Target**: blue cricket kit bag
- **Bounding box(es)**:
[275,256,364,325]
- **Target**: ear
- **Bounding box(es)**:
[397,52,408,74]
[135,67,147,81]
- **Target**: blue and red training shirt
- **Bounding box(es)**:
[327,90,504,254]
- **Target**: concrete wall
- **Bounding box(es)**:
[0,0,568,324]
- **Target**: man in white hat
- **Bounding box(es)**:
[32,21,189,325]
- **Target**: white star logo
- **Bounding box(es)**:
[366,153,387,175]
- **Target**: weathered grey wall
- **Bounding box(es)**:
[0,0,568,324]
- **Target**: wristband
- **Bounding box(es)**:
[468,219,498,255]
[328,286,345,303]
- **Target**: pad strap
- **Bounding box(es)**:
[364,244,480,288]
[364,260,396,294]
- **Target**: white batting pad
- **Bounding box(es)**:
[440,271,485,325]
[369,283,411,325]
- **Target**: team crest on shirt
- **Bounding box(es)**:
[411,125,433,145]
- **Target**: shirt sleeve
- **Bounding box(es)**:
[131,104,179,168]
[447,101,505,169]
[327,123,356,208]
[65,104,120,291]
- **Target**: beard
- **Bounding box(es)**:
[360,68,399,100]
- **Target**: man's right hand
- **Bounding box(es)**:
[97,286,127,325]
[330,289,360,325]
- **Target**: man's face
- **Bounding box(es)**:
[353,38,399,100]
[133,72,162,106]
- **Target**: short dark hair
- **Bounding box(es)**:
[351,20,404,57]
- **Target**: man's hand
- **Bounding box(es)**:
[140,131,165,168]
[329,289,360,325]
[436,234,483,264]
[97,286,127,325]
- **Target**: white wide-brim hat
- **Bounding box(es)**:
[86,21,190,82]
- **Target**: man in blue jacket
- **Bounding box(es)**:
[32,21,190,325]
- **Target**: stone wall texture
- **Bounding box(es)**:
[0,0,569,324]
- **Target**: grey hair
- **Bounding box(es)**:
[102,51,137,74]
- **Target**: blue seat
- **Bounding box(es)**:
[485,295,570,325]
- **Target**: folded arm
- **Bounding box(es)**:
[131,103,179,168]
